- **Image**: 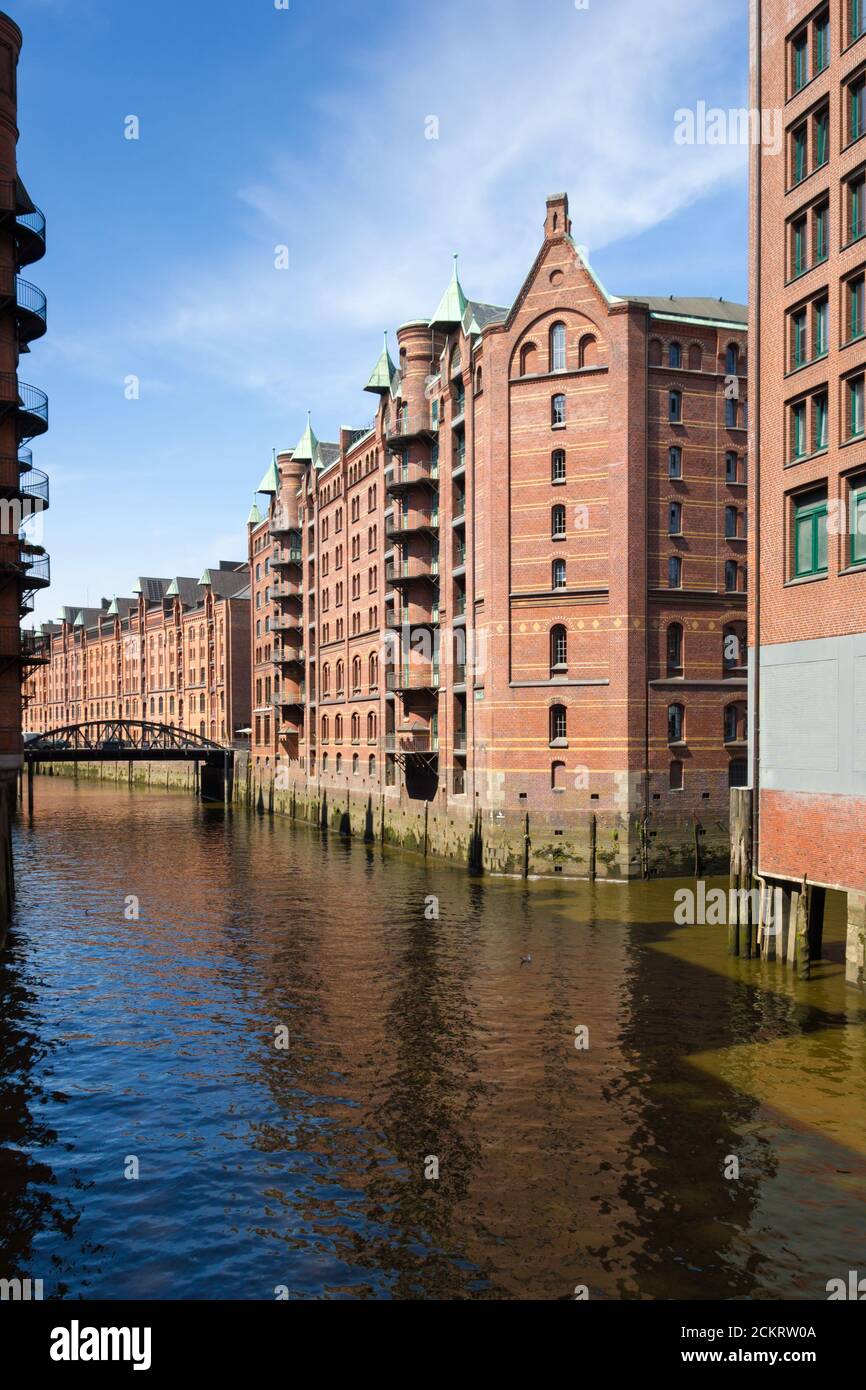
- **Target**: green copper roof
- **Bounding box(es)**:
[247,501,263,526]
[165,579,180,597]
[292,412,319,464]
[107,596,120,616]
[430,254,468,328]
[365,331,396,393]
[256,456,280,494]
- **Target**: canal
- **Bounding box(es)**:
[1,777,865,1300]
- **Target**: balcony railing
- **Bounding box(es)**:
[385,459,440,493]
[0,625,48,662]
[15,276,47,343]
[385,730,439,753]
[276,646,305,665]
[273,579,303,601]
[453,731,468,752]
[386,412,434,443]
[386,506,440,539]
[0,375,49,440]
[272,546,302,567]
[18,466,49,511]
[386,664,440,691]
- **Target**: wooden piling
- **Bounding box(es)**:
[589,813,597,881]
[795,875,811,980]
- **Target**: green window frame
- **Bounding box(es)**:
[793,32,809,91]
[852,80,866,141]
[814,299,828,357]
[815,109,829,167]
[851,180,865,241]
[792,400,807,458]
[850,276,865,340]
[793,217,807,274]
[794,491,829,578]
[815,14,830,72]
[793,125,808,182]
[851,481,866,564]
[850,375,865,437]
[814,393,828,451]
[814,204,829,262]
[854,0,864,44]
[792,309,807,367]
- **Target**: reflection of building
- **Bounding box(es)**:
[22,565,251,744]
[749,2,866,983]
[246,193,748,876]
[0,11,49,927]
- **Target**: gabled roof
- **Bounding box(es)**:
[73,607,104,628]
[315,441,341,472]
[464,299,508,335]
[132,577,171,603]
[365,331,396,393]
[430,255,468,328]
[166,577,200,607]
[106,596,137,618]
[206,570,250,600]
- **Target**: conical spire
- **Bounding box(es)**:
[365,330,396,394]
[292,411,319,464]
[256,449,280,495]
[246,500,263,527]
[430,254,468,329]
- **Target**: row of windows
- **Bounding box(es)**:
[517,324,599,377]
[791,477,866,575]
[320,751,378,777]
[790,6,832,99]
[547,758,748,792]
[321,653,379,697]
[652,341,742,375]
[787,374,866,458]
[321,712,378,742]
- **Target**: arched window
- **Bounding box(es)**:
[649,338,663,367]
[336,752,342,773]
[551,760,566,791]
[723,622,746,673]
[552,393,567,426]
[335,714,343,742]
[550,322,567,372]
[336,660,344,694]
[669,342,682,369]
[351,712,360,741]
[725,560,739,592]
[322,663,331,697]
[552,504,566,538]
[579,335,598,368]
[550,703,567,743]
[520,342,538,376]
[475,367,483,393]
[369,754,376,777]
[352,753,359,775]
[668,703,685,743]
[322,752,328,773]
[553,558,566,589]
[688,343,703,371]
[352,656,362,691]
[669,502,682,535]
[668,446,682,478]
[724,704,742,743]
[551,624,567,672]
[321,715,329,741]
[552,449,566,482]
[669,390,682,423]
[726,343,740,375]
[367,711,376,739]
[667,623,683,675]
[369,652,378,689]
[670,760,684,790]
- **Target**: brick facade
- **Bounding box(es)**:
[248,193,748,877]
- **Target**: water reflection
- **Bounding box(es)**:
[0,778,864,1300]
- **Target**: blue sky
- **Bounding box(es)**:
[13,0,749,621]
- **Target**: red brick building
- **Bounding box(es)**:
[0,10,49,927]
[750,0,866,982]
[248,193,748,877]
[22,564,251,744]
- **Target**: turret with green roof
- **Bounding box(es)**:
[365,331,396,394]
[430,254,468,330]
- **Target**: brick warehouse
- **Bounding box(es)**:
[749,0,866,982]
[0,10,49,930]
[22,563,251,744]
[246,193,749,879]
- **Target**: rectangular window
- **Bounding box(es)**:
[814,107,829,167]
[815,12,830,72]
[852,177,866,243]
[793,216,808,274]
[792,308,807,367]
[814,298,828,358]
[726,398,738,429]
[793,124,808,182]
[669,502,682,535]
[725,560,738,592]
[725,451,738,483]
[668,446,682,479]
[725,506,738,539]
[793,488,828,577]
[668,556,682,589]
[849,373,865,436]
[814,392,829,451]
[850,478,866,564]
[793,31,809,91]
[814,202,829,262]
[849,274,865,340]
[669,391,682,423]
[853,0,864,44]
[791,399,807,458]
[852,78,866,142]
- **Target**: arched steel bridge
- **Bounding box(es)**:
[24,719,228,762]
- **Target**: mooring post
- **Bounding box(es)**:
[728,789,742,956]
[795,875,811,980]
[523,812,531,878]
[423,801,429,858]
[26,759,33,817]
[809,886,826,963]
[589,813,597,882]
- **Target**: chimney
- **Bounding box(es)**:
[545,192,571,240]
